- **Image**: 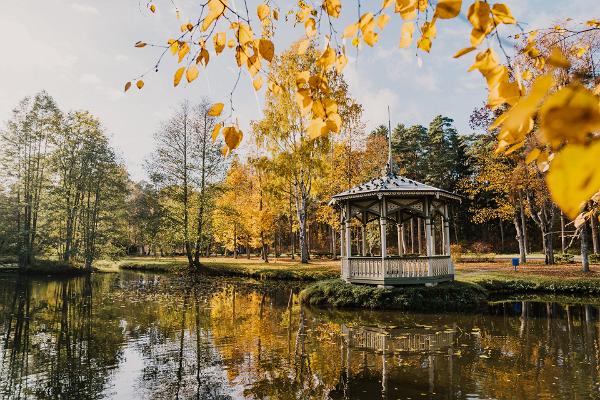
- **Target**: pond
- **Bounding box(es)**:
[0,272,599,399]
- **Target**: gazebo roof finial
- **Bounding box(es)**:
[385,105,397,176]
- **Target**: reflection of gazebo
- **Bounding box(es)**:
[330,137,460,287]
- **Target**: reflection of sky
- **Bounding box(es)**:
[0,1,595,180]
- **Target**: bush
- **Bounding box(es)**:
[450,244,463,262]
[471,241,493,255]
[589,254,600,264]
[554,253,575,264]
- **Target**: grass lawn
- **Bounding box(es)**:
[455,260,600,295]
[107,255,340,281]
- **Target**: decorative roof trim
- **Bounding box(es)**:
[331,190,461,202]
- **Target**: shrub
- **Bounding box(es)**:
[450,244,463,262]
[589,254,600,264]
[554,253,575,264]
[471,241,493,255]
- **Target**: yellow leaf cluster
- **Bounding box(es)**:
[546,141,600,219]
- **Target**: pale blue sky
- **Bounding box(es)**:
[1,0,596,180]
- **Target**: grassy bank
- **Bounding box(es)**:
[457,271,600,296]
[299,279,488,311]
[18,260,89,276]
[113,256,339,281]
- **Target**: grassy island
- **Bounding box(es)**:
[299,279,488,312]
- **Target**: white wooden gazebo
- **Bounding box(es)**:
[330,147,460,287]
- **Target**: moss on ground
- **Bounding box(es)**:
[299,279,488,312]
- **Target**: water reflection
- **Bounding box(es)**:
[1,273,600,399]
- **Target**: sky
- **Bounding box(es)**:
[0,0,596,181]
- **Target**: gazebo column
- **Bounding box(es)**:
[345,202,352,258]
[361,210,367,256]
[444,204,453,275]
[424,198,434,278]
[397,212,404,256]
[431,216,436,256]
[380,199,387,259]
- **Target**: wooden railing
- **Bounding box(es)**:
[343,255,453,280]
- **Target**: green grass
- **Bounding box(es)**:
[299,279,488,311]
[110,256,339,281]
[456,271,600,295]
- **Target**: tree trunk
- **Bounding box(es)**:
[560,211,566,253]
[233,224,238,259]
[544,228,554,265]
[582,219,590,272]
[591,208,599,254]
[514,214,526,264]
[518,191,528,255]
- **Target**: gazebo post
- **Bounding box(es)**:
[397,211,404,256]
[380,197,387,260]
[361,210,367,256]
[431,215,436,256]
[444,204,453,275]
[424,197,434,278]
[345,201,352,258]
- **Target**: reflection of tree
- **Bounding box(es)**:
[0,275,123,399]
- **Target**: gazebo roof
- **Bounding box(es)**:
[331,172,461,203]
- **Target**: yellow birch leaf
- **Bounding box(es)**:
[135,41,147,48]
[150,4,156,13]
[382,0,393,8]
[521,69,532,81]
[136,80,144,89]
[547,47,571,69]
[343,23,359,38]
[173,67,185,86]
[124,81,132,92]
[257,4,270,21]
[491,3,515,24]
[258,39,274,62]
[222,126,243,150]
[213,32,226,54]
[186,65,199,82]
[178,42,190,62]
[453,46,476,58]
[212,123,222,142]
[307,118,327,139]
[546,141,600,219]
[253,75,263,90]
[208,102,224,116]
[335,53,348,73]
[434,0,462,19]
[323,0,342,18]
[305,18,317,37]
[377,14,391,29]
[363,30,379,46]
[317,46,336,69]
[539,83,600,145]
[326,113,342,133]
[399,22,415,48]
[273,9,279,20]
[196,48,210,66]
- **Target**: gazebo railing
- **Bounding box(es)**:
[342,255,453,281]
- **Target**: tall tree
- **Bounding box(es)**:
[0,91,61,267]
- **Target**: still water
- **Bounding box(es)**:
[1,272,599,400]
